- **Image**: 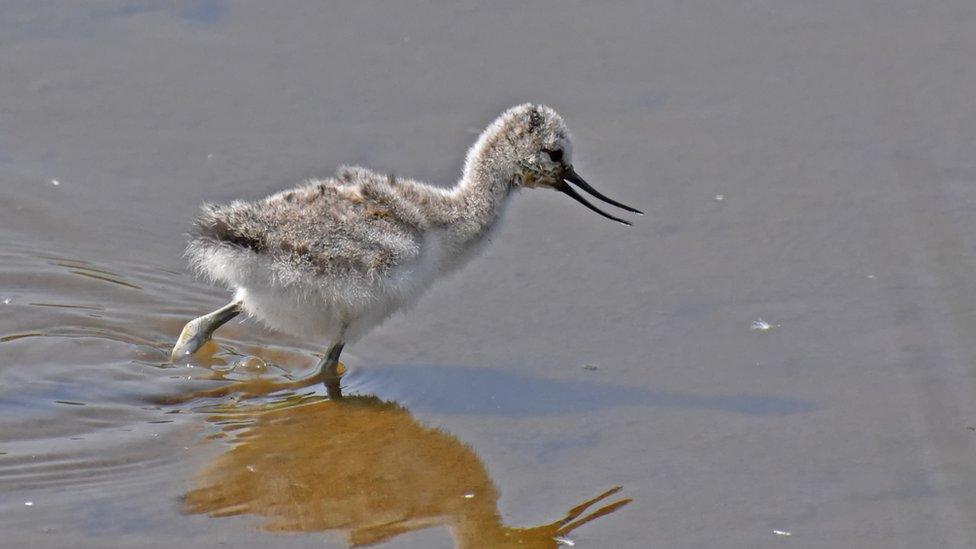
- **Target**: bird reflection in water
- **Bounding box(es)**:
[183,395,630,547]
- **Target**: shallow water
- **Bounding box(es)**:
[4,1,976,547]
[0,239,639,547]
[0,242,635,547]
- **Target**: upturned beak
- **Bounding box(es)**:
[556,166,643,226]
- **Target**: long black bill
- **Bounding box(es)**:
[557,167,643,226]
[557,181,633,225]
[565,168,644,215]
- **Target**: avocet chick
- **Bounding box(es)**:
[172,104,641,398]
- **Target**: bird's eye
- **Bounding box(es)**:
[545,149,564,162]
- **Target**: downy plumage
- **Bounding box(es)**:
[172,104,641,398]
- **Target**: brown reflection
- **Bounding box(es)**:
[184,396,630,547]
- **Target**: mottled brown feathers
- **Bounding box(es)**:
[193,209,267,253]
[189,167,430,281]
[188,104,570,294]
[181,104,576,346]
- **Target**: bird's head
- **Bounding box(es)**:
[468,104,642,225]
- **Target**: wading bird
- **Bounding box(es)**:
[171,104,641,398]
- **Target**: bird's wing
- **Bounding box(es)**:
[191,171,426,283]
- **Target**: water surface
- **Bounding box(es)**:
[4,1,976,547]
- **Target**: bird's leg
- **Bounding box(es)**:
[159,338,349,404]
[317,342,346,400]
[156,313,349,404]
[170,300,243,362]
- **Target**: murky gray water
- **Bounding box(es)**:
[3,1,976,547]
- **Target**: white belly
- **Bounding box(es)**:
[230,228,472,344]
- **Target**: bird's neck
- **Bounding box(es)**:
[448,144,517,242]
